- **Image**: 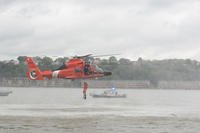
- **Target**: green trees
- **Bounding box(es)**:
[1,56,200,82]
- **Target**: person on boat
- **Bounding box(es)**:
[83,81,88,99]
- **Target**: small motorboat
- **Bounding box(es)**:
[90,88,126,98]
[0,90,12,96]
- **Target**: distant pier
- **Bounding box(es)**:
[0,78,200,89]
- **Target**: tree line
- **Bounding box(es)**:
[1,56,200,85]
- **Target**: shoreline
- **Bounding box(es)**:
[1,87,200,90]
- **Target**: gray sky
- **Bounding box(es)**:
[0,0,200,60]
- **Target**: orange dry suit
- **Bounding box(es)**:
[83,82,88,99]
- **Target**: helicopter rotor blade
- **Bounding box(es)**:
[92,54,120,58]
[73,54,92,58]
[73,54,120,59]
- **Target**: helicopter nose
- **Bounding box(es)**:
[103,72,112,76]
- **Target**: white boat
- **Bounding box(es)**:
[0,90,12,96]
[90,88,126,98]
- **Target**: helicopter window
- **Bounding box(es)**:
[84,62,91,75]
[95,65,103,73]
[85,57,93,65]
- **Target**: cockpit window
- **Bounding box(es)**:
[85,57,93,65]
[95,65,103,73]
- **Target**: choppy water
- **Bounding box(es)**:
[0,87,200,133]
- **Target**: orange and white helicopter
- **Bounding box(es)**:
[25,54,112,80]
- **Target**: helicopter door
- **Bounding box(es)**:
[84,63,90,75]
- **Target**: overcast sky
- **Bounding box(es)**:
[0,0,200,60]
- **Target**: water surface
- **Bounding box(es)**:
[0,87,200,133]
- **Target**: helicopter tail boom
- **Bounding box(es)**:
[26,57,44,80]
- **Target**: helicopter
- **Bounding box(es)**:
[25,54,112,80]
